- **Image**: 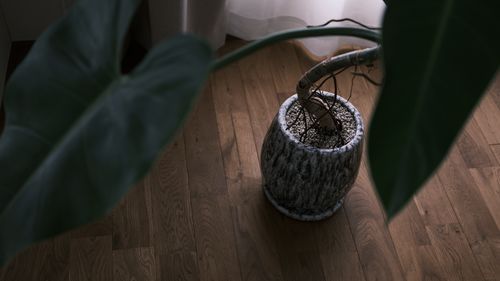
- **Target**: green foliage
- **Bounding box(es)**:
[369,0,500,217]
[0,0,212,264]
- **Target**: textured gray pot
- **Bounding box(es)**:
[261,92,364,221]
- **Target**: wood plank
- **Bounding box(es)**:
[268,218,326,281]
[191,195,242,281]
[344,163,405,281]
[113,247,156,281]
[474,74,500,145]
[438,148,500,280]
[231,197,285,281]
[438,149,499,241]
[30,236,70,281]
[413,177,458,225]
[147,135,196,255]
[159,252,199,281]
[490,75,500,110]
[409,245,449,281]
[0,251,36,281]
[71,214,113,238]
[457,118,498,168]
[474,94,500,145]
[0,234,69,281]
[488,236,500,265]
[470,167,500,230]
[315,208,366,281]
[468,237,500,281]
[268,43,303,93]
[143,161,155,248]
[469,167,500,280]
[293,251,326,281]
[387,242,449,281]
[389,201,432,281]
[343,65,380,121]
[112,181,150,249]
[185,72,242,280]
[210,56,261,203]
[412,176,487,280]
[438,150,498,237]
[492,144,500,163]
[211,52,284,281]
[70,236,113,281]
[238,47,280,160]
[210,65,242,191]
[426,223,485,281]
[184,87,228,197]
[292,45,317,74]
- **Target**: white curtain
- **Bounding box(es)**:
[225,0,385,58]
[147,0,226,48]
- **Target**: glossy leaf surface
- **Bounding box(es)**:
[369,0,499,217]
[0,0,212,264]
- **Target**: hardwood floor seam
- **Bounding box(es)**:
[437,178,489,281]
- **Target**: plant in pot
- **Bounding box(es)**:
[261,46,379,221]
[0,0,498,266]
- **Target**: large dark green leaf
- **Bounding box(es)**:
[369,0,499,217]
[0,0,212,264]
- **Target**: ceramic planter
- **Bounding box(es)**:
[260,92,364,221]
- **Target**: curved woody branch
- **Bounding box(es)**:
[296,46,381,129]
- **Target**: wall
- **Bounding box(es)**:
[0,0,226,48]
[0,0,64,41]
[147,0,225,48]
[0,3,10,103]
[0,0,151,48]
[147,0,184,46]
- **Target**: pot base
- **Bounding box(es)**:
[263,186,344,221]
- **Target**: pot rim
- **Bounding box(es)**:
[278,91,364,154]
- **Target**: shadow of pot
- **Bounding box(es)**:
[260,92,364,221]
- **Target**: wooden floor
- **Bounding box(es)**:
[1,38,500,281]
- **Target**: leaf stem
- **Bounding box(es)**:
[211,27,381,71]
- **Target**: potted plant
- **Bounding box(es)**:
[261,47,379,220]
[0,0,497,265]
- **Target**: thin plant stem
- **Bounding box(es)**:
[351,72,382,86]
[286,104,306,130]
[348,65,358,101]
[212,27,381,70]
[307,18,382,30]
